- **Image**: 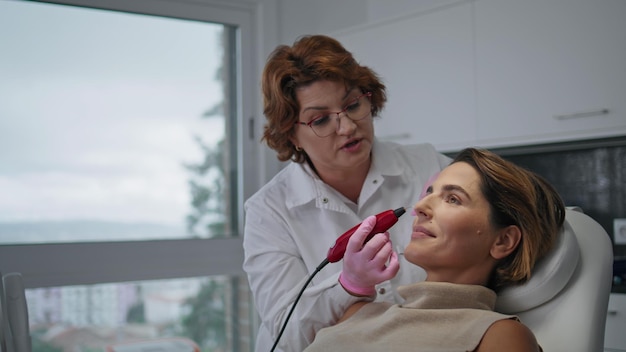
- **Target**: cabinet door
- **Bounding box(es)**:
[335,2,475,152]
[605,293,626,351]
[475,0,626,148]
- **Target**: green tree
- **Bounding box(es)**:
[185,131,226,238]
[181,279,226,350]
[126,301,145,323]
[181,27,232,351]
[31,329,63,352]
[185,27,229,238]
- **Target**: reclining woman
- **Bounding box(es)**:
[304,147,565,352]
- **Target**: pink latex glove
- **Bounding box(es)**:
[339,215,400,296]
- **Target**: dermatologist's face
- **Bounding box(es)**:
[404,162,500,285]
[291,80,374,176]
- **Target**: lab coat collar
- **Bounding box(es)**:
[285,138,407,210]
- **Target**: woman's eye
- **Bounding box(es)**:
[345,100,360,112]
[310,115,331,127]
[446,195,461,204]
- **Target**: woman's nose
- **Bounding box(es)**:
[412,197,432,219]
[335,113,357,135]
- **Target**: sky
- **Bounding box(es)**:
[0,0,226,228]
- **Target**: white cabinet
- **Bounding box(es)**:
[334,2,476,152]
[474,0,626,148]
[330,0,626,151]
[605,293,626,351]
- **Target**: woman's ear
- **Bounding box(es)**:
[289,136,300,149]
[491,225,521,260]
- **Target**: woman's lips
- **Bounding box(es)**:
[412,226,435,239]
[340,138,361,150]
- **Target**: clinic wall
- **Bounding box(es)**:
[268,0,626,152]
[273,0,460,44]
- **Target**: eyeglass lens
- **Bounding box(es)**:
[309,94,371,137]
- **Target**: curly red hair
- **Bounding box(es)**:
[261,35,387,163]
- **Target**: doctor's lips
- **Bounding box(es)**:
[412,226,435,239]
[340,137,361,149]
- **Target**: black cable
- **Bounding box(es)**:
[269,258,330,352]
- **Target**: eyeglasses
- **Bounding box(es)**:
[295,92,372,138]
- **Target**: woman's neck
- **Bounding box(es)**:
[310,159,371,204]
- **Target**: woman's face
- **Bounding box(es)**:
[404,162,501,285]
[291,80,374,177]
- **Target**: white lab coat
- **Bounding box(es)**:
[243,139,451,351]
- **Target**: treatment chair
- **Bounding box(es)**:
[495,208,613,352]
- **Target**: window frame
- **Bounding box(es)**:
[0,0,257,289]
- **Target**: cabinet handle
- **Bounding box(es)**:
[553,109,609,120]
[607,309,618,316]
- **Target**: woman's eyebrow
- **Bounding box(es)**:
[441,184,472,200]
[301,89,358,114]
[301,105,326,114]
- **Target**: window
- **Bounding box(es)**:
[1,0,233,244]
[0,0,257,351]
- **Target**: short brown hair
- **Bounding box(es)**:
[453,148,566,290]
[261,35,386,163]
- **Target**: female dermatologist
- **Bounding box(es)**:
[242,34,451,351]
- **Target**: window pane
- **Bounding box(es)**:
[27,275,253,351]
[0,1,236,244]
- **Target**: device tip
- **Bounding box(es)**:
[393,207,407,218]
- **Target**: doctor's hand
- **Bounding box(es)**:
[339,215,400,296]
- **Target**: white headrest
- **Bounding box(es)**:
[495,210,581,313]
